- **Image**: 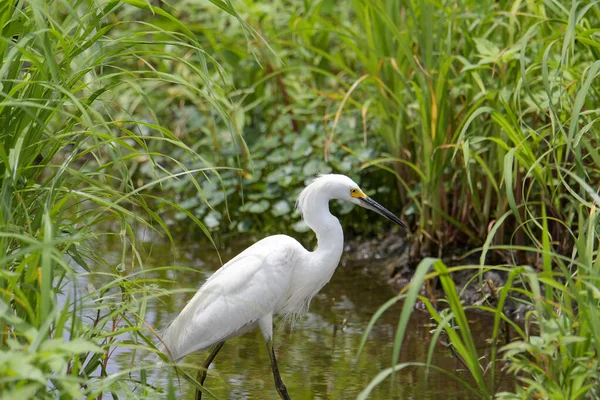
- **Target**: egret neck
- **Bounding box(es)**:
[301,188,344,291]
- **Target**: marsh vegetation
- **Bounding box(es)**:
[1,0,599,399]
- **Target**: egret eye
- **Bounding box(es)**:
[350,188,367,199]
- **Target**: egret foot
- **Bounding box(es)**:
[195,341,225,400]
[267,339,291,400]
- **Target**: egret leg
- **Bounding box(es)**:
[195,341,225,400]
[267,339,291,400]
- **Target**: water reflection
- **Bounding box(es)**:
[98,232,496,399]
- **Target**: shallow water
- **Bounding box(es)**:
[97,231,504,399]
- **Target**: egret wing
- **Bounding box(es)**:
[162,236,300,360]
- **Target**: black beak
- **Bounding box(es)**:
[359,197,407,229]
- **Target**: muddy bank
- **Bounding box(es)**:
[343,232,531,319]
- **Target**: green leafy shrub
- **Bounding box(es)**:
[166,121,396,236]
[123,0,402,237]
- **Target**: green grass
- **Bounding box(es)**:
[336,0,598,252]
[348,0,600,398]
[0,0,240,397]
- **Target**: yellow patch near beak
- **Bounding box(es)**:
[350,188,367,199]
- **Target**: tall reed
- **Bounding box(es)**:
[294,0,596,254]
[0,0,238,397]
[358,1,600,397]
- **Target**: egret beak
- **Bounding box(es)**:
[358,197,407,229]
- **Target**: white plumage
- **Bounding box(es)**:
[161,235,303,360]
[160,174,405,399]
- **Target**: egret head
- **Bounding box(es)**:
[297,174,406,229]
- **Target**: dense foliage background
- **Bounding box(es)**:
[1,0,599,398]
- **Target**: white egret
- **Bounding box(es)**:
[160,174,406,399]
